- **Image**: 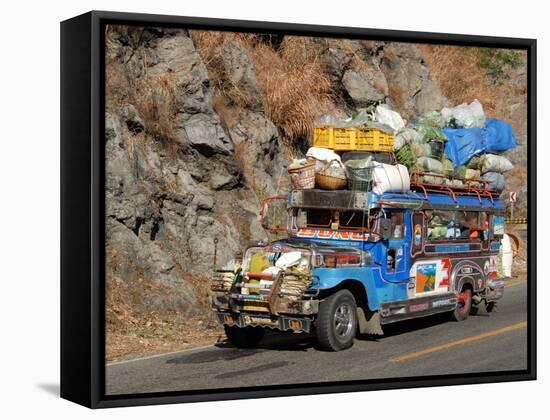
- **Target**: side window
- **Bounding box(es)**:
[390,212,404,239]
[426,210,456,240]
[455,211,483,241]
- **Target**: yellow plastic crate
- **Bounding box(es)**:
[332,128,357,150]
[313,126,394,152]
[356,128,394,152]
[313,127,333,148]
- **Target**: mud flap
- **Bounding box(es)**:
[357,307,384,335]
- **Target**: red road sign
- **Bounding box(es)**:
[509,191,517,202]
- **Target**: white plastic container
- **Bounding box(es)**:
[501,233,513,277]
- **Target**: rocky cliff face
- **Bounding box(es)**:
[105,26,526,318]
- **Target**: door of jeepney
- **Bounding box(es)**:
[381,209,410,282]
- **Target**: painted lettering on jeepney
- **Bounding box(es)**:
[295,228,368,241]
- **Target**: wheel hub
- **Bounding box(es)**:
[334,302,353,338]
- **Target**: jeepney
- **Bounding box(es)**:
[211,179,507,351]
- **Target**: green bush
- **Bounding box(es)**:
[477,48,521,83]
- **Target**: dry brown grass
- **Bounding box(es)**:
[191,31,257,109]
[419,45,526,119]
[106,26,178,154]
[192,31,337,155]
[106,265,223,361]
[250,36,335,154]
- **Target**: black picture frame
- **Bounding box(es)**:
[61,10,537,409]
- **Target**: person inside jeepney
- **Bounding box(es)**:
[458,212,480,240]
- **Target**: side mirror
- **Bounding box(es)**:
[380,218,392,240]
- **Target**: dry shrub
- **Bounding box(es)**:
[132,74,177,149]
[192,31,337,155]
[191,31,256,108]
[251,36,336,153]
[105,26,178,154]
[106,246,222,360]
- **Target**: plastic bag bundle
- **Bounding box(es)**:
[441,99,485,128]
[466,168,481,179]
[349,108,374,127]
[288,158,308,170]
[416,156,444,174]
[441,156,454,174]
[420,111,445,128]
[482,172,505,192]
[275,252,303,269]
[421,175,449,185]
[374,104,405,133]
[466,155,483,169]
[345,157,374,182]
[394,127,422,150]
[481,154,514,174]
[410,143,431,158]
[414,122,446,143]
[315,114,349,128]
[322,161,347,178]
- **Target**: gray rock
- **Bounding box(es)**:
[342,68,388,105]
[219,40,262,108]
[380,42,448,119]
[211,172,238,190]
[122,104,145,134]
[182,113,233,156]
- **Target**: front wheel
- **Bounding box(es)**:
[450,287,472,321]
[224,325,265,348]
[316,290,357,351]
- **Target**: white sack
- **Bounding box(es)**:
[441,99,485,128]
[275,252,302,269]
[371,162,410,195]
[374,105,405,134]
[501,234,513,277]
[306,147,343,171]
[481,154,514,174]
[416,156,444,174]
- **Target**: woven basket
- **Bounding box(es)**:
[316,172,347,190]
[315,159,347,190]
[288,162,315,190]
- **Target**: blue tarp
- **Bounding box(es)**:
[443,118,517,166]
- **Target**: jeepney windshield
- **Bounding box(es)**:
[242,245,312,273]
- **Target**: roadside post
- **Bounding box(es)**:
[509,191,516,220]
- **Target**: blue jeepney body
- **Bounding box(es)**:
[212,188,506,332]
[290,190,505,314]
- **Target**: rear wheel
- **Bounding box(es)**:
[224,325,265,348]
[316,290,357,351]
[450,286,472,321]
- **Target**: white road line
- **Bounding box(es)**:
[107,343,216,366]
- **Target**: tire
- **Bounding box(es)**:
[450,287,472,322]
[224,325,265,348]
[316,290,357,351]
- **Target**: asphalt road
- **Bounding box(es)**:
[106,280,528,395]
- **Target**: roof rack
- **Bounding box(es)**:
[409,172,499,204]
